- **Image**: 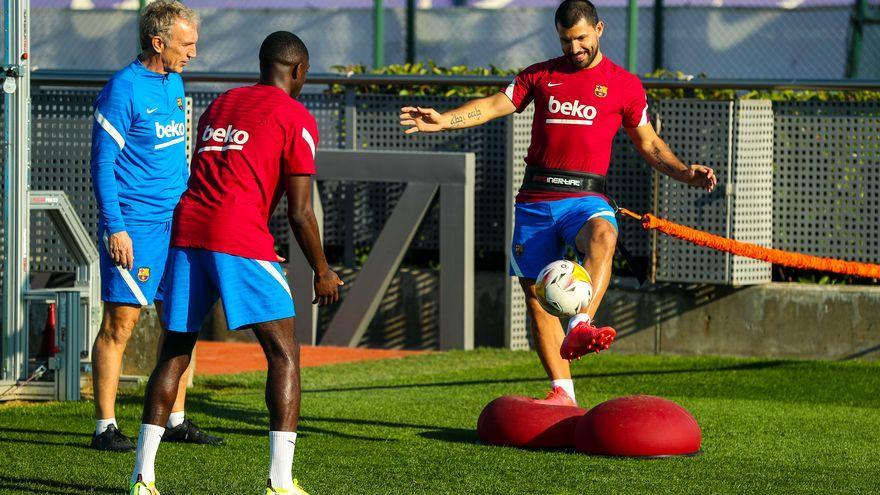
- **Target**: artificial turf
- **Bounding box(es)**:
[0,349,878,494]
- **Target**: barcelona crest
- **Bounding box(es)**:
[594,84,608,98]
[137,267,151,282]
[177,97,184,110]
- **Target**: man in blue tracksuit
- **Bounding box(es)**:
[89,0,220,452]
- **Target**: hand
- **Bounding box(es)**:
[108,231,134,270]
[313,269,344,306]
[683,164,717,192]
[399,106,444,134]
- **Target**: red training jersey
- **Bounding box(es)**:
[502,55,649,203]
[172,84,318,261]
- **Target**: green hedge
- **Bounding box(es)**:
[329,62,517,97]
[330,63,880,102]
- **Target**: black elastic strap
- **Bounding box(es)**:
[606,198,648,285]
[522,166,606,194]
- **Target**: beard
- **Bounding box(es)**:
[568,43,599,69]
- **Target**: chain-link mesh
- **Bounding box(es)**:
[11,2,877,78]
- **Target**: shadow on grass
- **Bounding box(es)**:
[176,409,475,445]
[165,360,792,441]
[0,426,90,438]
[0,432,93,450]
[418,427,478,444]
[300,360,792,395]
[304,415,478,445]
[203,422,395,442]
[0,475,116,494]
[171,400,396,442]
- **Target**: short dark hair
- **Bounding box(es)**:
[555,0,599,28]
[259,31,309,70]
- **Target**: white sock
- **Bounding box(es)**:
[166,411,185,429]
[269,431,298,490]
[131,424,165,485]
[566,313,591,335]
[551,379,576,402]
[95,418,117,435]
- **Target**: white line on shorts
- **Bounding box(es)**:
[255,259,292,297]
[102,235,148,306]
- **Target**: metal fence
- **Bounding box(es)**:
[9,1,880,80]
[12,72,880,272]
[2,73,879,354]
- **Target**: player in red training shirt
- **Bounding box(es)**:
[400,0,715,406]
[129,32,341,495]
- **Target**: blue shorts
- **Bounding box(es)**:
[162,247,296,333]
[98,221,171,306]
[509,195,618,279]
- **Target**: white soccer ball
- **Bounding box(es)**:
[535,260,593,318]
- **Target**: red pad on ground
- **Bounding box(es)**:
[477,395,587,448]
[575,395,701,457]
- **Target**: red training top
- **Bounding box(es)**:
[502,55,649,203]
[172,84,318,261]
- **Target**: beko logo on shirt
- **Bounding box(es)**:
[547,95,597,125]
[155,120,186,139]
[197,124,250,153]
[152,120,186,150]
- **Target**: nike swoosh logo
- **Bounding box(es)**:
[146,107,158,114]
[548,82,563,87]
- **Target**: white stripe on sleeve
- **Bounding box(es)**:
[637,103,649,127]
[510,253,524,278]
[504,82,515,103]
[94,109,126,150]
[301,128,316,160]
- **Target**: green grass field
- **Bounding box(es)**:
[1,350,878,494]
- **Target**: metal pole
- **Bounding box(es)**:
[846,0,866,78]
[374,0,385,68]
[626,0,639,73]
[138,0,147,51]
[343,87,357,268]
[653,0,664,71]
[406,0,416,64]
[3,0,31,381]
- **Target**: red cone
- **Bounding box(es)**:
[37,303,60,358]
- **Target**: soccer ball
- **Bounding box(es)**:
[535,260,593,318]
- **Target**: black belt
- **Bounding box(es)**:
[522,166,606,194]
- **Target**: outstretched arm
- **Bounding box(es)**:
[285,175,343,306]
[626,123,717,192]
[399,92,517,134]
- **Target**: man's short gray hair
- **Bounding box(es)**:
[139,1,200,52]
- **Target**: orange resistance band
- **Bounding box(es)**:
[618,208,880,279]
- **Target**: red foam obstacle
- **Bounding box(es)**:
[477,395,587,448]
[575,395,701,457]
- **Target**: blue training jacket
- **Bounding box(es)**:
[90,58,188,234]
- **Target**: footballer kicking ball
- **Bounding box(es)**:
[535,260,593,318]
